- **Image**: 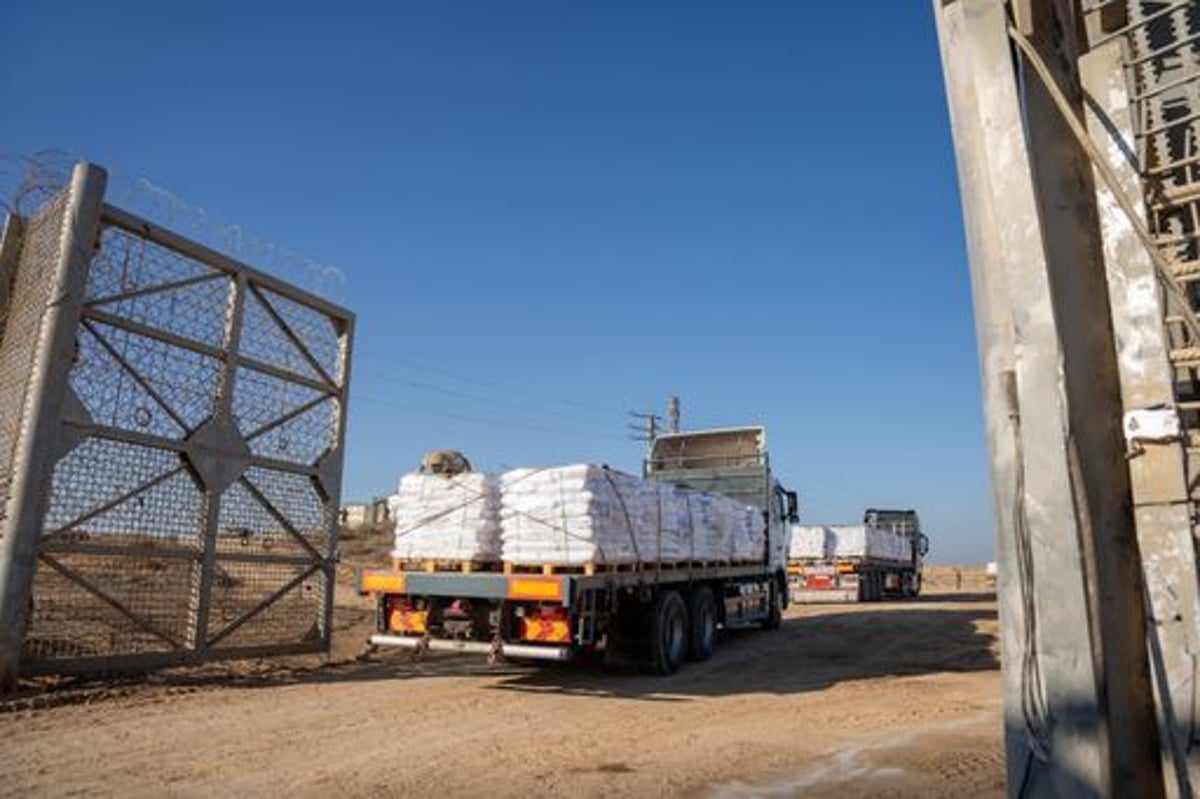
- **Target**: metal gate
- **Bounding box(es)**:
[0,163,353,680]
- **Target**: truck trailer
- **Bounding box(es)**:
[788,509,929,603]
[358,427,798,675]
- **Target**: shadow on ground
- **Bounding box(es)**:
[5,599,998,709]
[484,602,998,702]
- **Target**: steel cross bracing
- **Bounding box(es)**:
[0,164,355,681]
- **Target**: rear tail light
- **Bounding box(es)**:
[518,604,571,643]
[387,598,428,634]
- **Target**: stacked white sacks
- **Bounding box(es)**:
[388,473,501,562]
[498,464,764,567]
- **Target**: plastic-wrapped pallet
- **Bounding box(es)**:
[828,524,911,563]
[790,525,833,560]
[731,505,766,562]
[830,526,868,559]
[388,473,501,562]
[498,464,761,566]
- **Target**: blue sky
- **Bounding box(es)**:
[2,2,991,563]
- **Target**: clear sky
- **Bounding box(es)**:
[2,2,992,563]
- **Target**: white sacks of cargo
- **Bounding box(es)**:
[832,525,911,562]
[388,473,501,562]
[498,464,764,566]
[788,523,912,563]
[789,525,834,560]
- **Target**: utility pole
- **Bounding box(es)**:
[667,396,680,434]
[627,411,661,443]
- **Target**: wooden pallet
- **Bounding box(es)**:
[501,562,637,576]
[500,559,754,577]
[390,558,765,576]
[391,557,502,574]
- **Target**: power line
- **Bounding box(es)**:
[355,347,626,418]
[627,410,662,443]
[353,393,621,441]
[355,367,626,424]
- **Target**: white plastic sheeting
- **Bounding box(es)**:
[789,523,912,563]
[388,473,501,562]
[499,464,765,566]
[791,525,835,559]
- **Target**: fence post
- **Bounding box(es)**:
[0,214,24,341]
[0,163,106,689]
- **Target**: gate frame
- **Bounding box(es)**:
[0,163,355,685]
[0,164,106,688]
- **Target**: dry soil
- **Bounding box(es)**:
[0,553,1003,798]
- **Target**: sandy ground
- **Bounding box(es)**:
[0,529,1003,797]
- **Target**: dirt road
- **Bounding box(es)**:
[0,590,1002,798]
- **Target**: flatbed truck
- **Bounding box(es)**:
[359,427,798,675]
[788,509,929,603]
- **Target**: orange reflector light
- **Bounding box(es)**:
[361,571,405,594]
[506,577,563,602]
[836,563,856,574]
[516,607,571,643]
[520,616,571,643]
[389,607,427,634]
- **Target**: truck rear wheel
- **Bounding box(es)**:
[760,584,783,630]
[861,570,880,602]
[649,590,688,675]
[687,586,717,662]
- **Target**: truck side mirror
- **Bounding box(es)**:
[785,491,799,523]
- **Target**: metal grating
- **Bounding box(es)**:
[0,194,67,535]
[1,170,353,677]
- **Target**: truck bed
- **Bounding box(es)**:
[362,560,774,607]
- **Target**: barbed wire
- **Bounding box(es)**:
[0,150,73,217]
[0,151,347,302]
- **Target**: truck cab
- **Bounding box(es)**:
[863,508,930,590]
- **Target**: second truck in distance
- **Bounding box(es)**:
[788,510,929,602]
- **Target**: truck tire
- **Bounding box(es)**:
[873,571,883,602]
[687,586,717,662]
[649,590,688,675]
[761,584,783,630]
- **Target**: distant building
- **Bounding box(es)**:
[339,497,391,530]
